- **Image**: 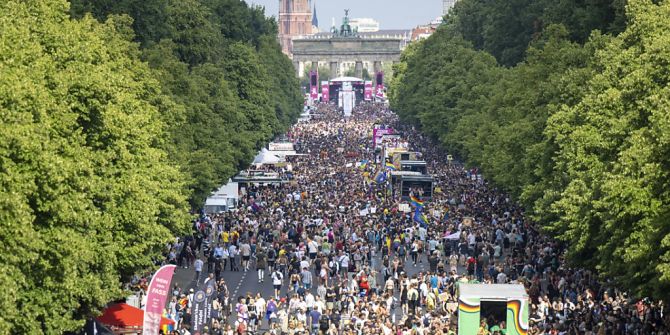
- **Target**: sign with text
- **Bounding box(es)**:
[142,265,176,335]
[364,81,373,101]
[321,81,330,101]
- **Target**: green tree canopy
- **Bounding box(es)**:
[0,1,190,333]
[393,0,670,301]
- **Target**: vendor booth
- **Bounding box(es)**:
[96,303,174,334]
[252,148,280,167]
[458,284,529,335]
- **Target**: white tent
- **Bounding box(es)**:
[252,148,280,165]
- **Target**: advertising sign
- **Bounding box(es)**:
[375,72,385,99]
[309,70,319,101]
[268,142,294,151]
[142,265,176,335]
[364,81,373,101]
[372,127,394,148]
[321,81,329,102]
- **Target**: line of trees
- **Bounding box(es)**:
[0,0,301,333]
[392,0,670,301]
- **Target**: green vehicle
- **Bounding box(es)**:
[458,284,529,335]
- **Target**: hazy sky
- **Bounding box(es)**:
[244,0,443,30]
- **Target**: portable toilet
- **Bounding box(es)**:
[458,284,529,335]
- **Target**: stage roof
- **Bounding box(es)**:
[330,76,364,83]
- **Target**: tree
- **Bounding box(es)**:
[0,1,189,333]
[539,0,670,299]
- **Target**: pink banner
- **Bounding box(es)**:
[143,265,176,335]
[364,81,373,101]
[309,70,319,100]
[373,127,394,148]
[321,81,329,102]
[375,84,385,99]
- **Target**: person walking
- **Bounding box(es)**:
[272,268,284,299]
[240,241,252,272]
[256,247,267,283]
[194,258,204,284]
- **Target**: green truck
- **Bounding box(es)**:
[458,284,529,335]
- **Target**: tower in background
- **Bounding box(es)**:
[311,4,319,33]
[278,0,313,56]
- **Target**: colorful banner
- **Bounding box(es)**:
[375,84,385,99]
[142,265,176,335]
[372,127,394,148]
[364,81,373,101]
[375,72,385,99]
[321,81,330,102]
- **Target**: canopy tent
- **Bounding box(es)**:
[96,303,174,334]
[252,148,280,165]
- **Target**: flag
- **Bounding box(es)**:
[385,162,397,170]
[374,170,387,184]
[413,208,428,227]
[142,265,177,335]
[251,201,261,212]
[410,195,424,208]
[359,160,369,170]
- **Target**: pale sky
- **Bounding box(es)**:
[244,0,443,30]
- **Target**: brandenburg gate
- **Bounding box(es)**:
[291,10,404,78]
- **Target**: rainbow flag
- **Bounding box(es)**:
[162,323,174,334]
[410,195,424,208]
[385,162,397,170]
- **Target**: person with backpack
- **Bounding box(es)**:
[272,269,284,299]
[267,246,277,274]
[256,247,267,283]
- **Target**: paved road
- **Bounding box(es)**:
[170,248,450,326]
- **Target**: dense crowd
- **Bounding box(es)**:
[159,103,668,335]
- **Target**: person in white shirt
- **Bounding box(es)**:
[497,271,508,284]
[194,258,204,284]
[272,269,284,299]
[338,253,349,274]
[254,294,266,328]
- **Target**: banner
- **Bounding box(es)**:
[191,288,207,334]
[372,127,394,148]
[375,72,385,99]
[364,81,373,101]
[309,70,319,101]
[204,277,217,326]
[375,84,385,99]
[192,276,218,334]
[142,265,176,335]
[321,81,330,102]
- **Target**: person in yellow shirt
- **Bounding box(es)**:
[222,231,230,246]
[231,230,240,245]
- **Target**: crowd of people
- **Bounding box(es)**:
[157,103,668,335]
